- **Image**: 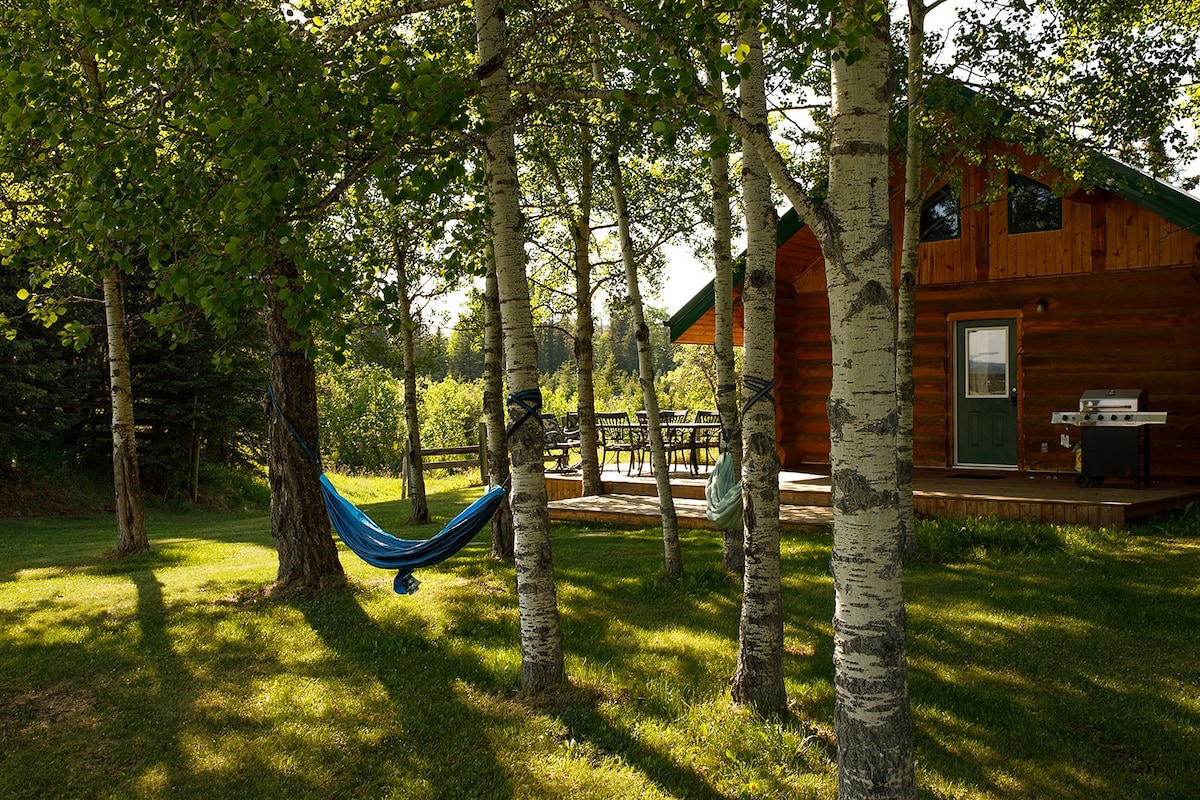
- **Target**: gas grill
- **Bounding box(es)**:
[1051,389,1168,488]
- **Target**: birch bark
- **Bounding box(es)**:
[396,238,430,524]
[824,11,916,799]
[103,270,149,556]
[573,134,604,496]
[729,15,786,715]
[475,0,564,693]
[708,68,744,576]
[608,152,683,576]
[81,49,147,557]
[483,251,515,560]
[896,0,928,553]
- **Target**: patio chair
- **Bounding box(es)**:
[635,409,693,475]
[541,413,575,472]
[563,411,580,439]
[597,411,644,475]
[692,410,723,470]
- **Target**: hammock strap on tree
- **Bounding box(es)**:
[703,378,774,532]
[506,388,544,438]
[716,382,737,451]
[267,384,321,468]
[268,375,506,595]
[741,375,776,418]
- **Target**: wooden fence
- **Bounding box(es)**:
[402,423,489,494]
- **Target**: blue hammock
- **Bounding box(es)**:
[319,474,507,595]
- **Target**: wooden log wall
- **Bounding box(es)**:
[777,266,1200,479]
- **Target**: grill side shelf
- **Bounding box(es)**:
[1051,411,1170,426]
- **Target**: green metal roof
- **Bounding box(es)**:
[1092,153,1200,233]
[668,155,1200,344]
[667,206,805,342]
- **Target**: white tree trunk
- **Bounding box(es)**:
[825,12,916,799]
[573,133,604,496]
[483,249,514,560]
[705,4,917,790]
[729,17,786,715]
[395,238,429,524]
[475,0,564,693]
[103,270,148,556]
[608,151,683,576]
[708,67,744,576]
[897,0,928,553]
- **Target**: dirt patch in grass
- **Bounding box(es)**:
[0,682,101,738]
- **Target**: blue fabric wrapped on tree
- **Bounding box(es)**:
[705,452,743,531]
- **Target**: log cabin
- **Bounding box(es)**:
[668,147,1200,482]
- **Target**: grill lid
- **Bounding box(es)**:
[1079,389,1147,412]
[1053,389,1166,426]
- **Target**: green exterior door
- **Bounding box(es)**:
[955,319,1018,467]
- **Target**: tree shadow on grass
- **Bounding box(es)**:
[292,582,514,800]
[552,684,727,800]
[904,551,1200,799]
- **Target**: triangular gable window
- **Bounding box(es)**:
[1008,172,1062,234]
[920,186,961,242]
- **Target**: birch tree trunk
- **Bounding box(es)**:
[608,151,683,576]
[729,15,786,715]
[896,0,927,553]
[103,269,149,557]
[824,11,916,799]
[708,69,744,576]
[83,52,147,558]
[395,238,430,524]
[475,0,564,693]
[573,132,603,496]
[265,257,344,593]
[703,3,917,789]
[483,250,515,560]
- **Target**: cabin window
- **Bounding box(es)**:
[920,186,961,242]
[1007,172,1061,234]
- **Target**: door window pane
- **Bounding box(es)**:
[965,327,1009,398]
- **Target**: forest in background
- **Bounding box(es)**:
[0,254,716,505]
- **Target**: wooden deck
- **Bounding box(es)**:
[545,465,1200,530]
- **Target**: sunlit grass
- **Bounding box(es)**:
[1,475,1197,798]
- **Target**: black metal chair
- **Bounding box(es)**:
[692,409,723,470]
[540,413,574,472]
[635,409,693,475]
[596,411,644,475]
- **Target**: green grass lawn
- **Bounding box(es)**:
[1,475,1197,799]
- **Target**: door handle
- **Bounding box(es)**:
[1010,386,1018,406]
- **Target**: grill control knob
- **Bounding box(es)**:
[1124,414,1132,421]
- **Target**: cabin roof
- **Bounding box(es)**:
[667,151,1200,344]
